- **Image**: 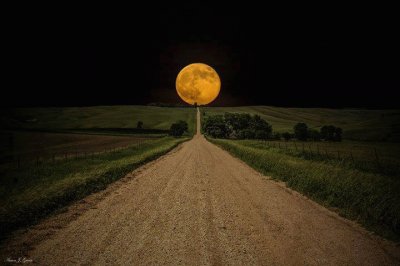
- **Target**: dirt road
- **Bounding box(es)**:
[4,109,400,265]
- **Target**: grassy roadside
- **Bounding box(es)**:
[0,137,188,241]
[208,138,400,241]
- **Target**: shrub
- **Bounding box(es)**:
[255,130,269,140]
[204,112,273,140]
[282,132,292,141]
[308,129,321,141]
[203,115,230,138]
[272,132,281,140]
[320,125,343,142]
[294,123,308,141]
[169,120,188,137]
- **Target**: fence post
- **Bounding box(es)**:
[294,143,297,151]
[53,154,55,163]
[302,143,305,153]
[317,144,320,155]
[337,151,340,160]
[17,156,20,169]
[350,151,354,164]
[325,149,329,158]
[278,142,281,149]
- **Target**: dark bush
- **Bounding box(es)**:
[203,115,230,138]
[294,123,308,141]
[169,120,188,137]
[320,125,343,142]
[255,130,269,140]
[204,112,273,140]
[308,129,321,141]
[282,132,292,141]
[137,121,143,129]
[272,132,281,140]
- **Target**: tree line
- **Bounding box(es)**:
[203,112,342,141]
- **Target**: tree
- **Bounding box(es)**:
[242,129,255,139]
[204,113,273,139]
[169,120,188,137]
[203,115,230,138]
[224,113,251,132]
[294,123,308,141]
[177,120,188,132]
[320,125,342,141]
[334,127,342,142]
[282,132,292,141]
[272,132,281,140]
[255,130,269,140]
[137,121,143,129]
[250,115,272,137]
[308,129,321,141]
[320,125,329,140]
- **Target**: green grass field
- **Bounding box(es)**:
[239,139,400,177]
[209,138,400,241]
[0,105,197,135]
[202,106,400,141]
[0,137,188,240]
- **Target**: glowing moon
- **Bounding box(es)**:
[176,63,221,105]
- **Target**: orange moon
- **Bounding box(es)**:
[176,63,221,105]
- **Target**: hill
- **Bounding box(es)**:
[0,106,197,135]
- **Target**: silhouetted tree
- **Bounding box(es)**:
[334,127,343,142]
[294,123,308,141]
[255,130,269,140]
[169,120,188,137]
[308,129,321,141]
[272,132,281,140]
[250,115,272,135]
[320,125,342,141]
[282,132,292,141]
[204,112,273,139]
[203,115,230,138]
[224,113,251,132]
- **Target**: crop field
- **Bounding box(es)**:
[0,131,152,171]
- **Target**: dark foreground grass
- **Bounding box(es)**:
[0,137,188,241]
[209,138,400,242]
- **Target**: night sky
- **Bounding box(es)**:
[4,4,400,108]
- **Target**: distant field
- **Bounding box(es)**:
[0,105,197,135]
[0,131,152,171]
[202,106,400,141]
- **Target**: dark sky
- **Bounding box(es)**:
[4,4,400,108]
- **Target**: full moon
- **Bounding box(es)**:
[176,63,221,105]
